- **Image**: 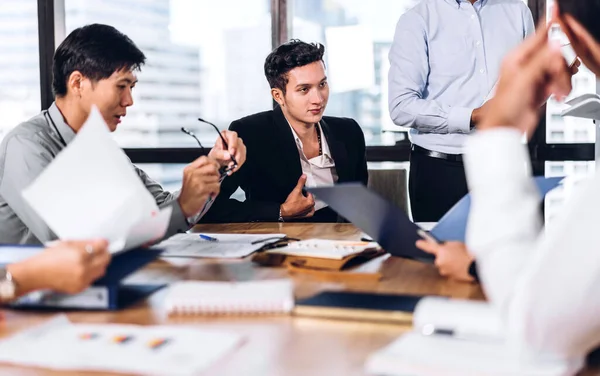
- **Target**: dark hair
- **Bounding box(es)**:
[558,0,600,42]
[264,39,325,94]
[52,24,146,97]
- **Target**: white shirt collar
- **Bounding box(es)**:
[286,120,332,159]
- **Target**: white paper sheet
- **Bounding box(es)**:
[21,106,171,253]
[413,297,503,342]
[365,332,580,376]
[0,315,243,376]
[155,232,287,258]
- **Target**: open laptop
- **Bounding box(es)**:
[308,177,562,262]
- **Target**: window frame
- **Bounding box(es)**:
[36,0,590,169]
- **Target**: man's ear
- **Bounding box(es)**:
[271,88,285,107]
[557,11,600,75]
[67,71,85,98]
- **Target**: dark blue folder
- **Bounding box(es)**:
[309,176,562,262]
[2,247,165,311]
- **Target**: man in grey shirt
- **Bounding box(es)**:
[0,24,246,245]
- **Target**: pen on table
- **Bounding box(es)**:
[199,234,218,242]
[421,323,499,343]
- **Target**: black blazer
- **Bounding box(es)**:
[201,106,368,223]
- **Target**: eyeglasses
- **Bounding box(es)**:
[181,118,238,178]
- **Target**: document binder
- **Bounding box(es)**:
[6,248,164,310]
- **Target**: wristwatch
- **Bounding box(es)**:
[278,208,284,222]
[0,268,17,302]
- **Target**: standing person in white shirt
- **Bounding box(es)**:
[388,0,535,222]
[422,1,600,367]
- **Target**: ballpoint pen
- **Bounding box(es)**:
[199,234,218,242]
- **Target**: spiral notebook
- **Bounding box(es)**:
[165,279,294,316]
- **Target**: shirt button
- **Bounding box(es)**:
[479,68,485,74]
[471,14,476,19]
[475,40,481,46]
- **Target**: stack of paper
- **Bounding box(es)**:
[155,232,287,258]
[21,106,172,253]
[0,316,242,375]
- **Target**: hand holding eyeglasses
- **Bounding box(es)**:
[208,130,247,175]
[181,118,247,177]
[177,156,221,218]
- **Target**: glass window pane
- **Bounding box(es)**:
[136,163,245,200]
[545,0,597,144]
[545,161,595,224]
[64,0,272,148]
[291,0,420,146]
[0,0,40,140]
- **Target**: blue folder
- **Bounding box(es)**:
[430,176,563,242]
[308,176,563,263]
[0,247,165,311]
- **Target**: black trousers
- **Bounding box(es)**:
[409,148,468,222]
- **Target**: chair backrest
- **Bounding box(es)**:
[367,168,409,214]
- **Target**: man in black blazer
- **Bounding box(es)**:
[202,40,368,223]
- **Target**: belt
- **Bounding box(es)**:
[411,144,463,163]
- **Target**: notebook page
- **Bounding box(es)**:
[266,239,379,260]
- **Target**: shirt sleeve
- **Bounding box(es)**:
[0,135,57,243]
[465,128,600,361]
[388,11,474,135]
[521,3,535,39]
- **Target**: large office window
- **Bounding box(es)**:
[0,0,40,139]
[543,0,599,220]
[545,0,597,146]
[64,0,272,149]
[290,0,419,146]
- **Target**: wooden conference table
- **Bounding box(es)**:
[0,223,589,375]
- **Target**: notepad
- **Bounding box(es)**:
[294,291,424,324]
[165,279,294,315]
[266,239,379,260]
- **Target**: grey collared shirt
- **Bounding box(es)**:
[0,102,191,245]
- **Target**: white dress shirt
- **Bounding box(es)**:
[464,128,600,370]
[388,0,534,154]
[288,122,338,211]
